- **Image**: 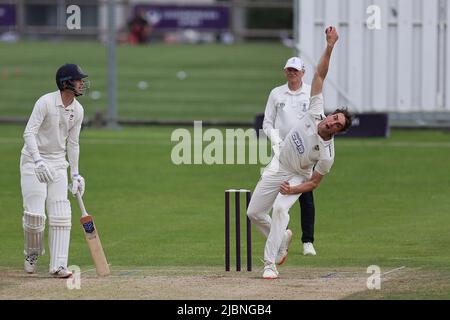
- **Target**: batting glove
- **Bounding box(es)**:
[34,159,54,183]
[71,174,85,197]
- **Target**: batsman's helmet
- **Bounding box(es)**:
[55,64,89,96]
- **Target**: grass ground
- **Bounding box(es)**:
[1,125,450,299]
[0,41,291,121]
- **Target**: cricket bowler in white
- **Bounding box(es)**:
[247,27,352,279]
[263,56,318,256]
[20,63,89,278]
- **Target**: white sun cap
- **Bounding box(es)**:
[284,57,305,71]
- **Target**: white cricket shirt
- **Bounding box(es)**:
[278,94,335,177]
[262,83,311,144]
[22,91,84,169]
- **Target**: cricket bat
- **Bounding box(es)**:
[75,192,110,276]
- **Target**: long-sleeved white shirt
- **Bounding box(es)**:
[278,94,334,177]
[262,82,311,145]
[22,90,84,176]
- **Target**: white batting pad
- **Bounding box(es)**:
[47,200,72,272]
[23,211,46,256]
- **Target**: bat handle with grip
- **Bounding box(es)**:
[75,191,88,217]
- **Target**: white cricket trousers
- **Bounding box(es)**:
[20,154,72,273]
[247,158,307,263]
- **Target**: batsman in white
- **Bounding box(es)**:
[20,63,89,278]
[247,27,352,279]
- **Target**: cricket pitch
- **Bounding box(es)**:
[0,266,410,300]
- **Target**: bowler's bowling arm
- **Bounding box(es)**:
[311,26,339,97]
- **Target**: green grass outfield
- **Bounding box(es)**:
[1,125,450,298]
[0,41,291,121]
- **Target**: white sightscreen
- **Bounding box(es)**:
[296,0,449,113]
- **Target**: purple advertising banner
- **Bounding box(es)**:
[338,113,389,138]
[135,4,230,30]
[254,113,389,138]
[0,4,16,27]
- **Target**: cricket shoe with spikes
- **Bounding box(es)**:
[24,253,38,274]
[262,261,279,280]
[276,229,293,266]
[51,266,73,278]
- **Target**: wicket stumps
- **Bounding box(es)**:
[225,189,252,272]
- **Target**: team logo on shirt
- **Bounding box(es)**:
[314,145,319,151]
[302,103,307,112]
[277,102,285,109]
[291,131,305,154]
[69,114,74,121]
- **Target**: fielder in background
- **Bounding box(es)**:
[263,56,317,256]
[247,27,352,279]
[20,63,89,278]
